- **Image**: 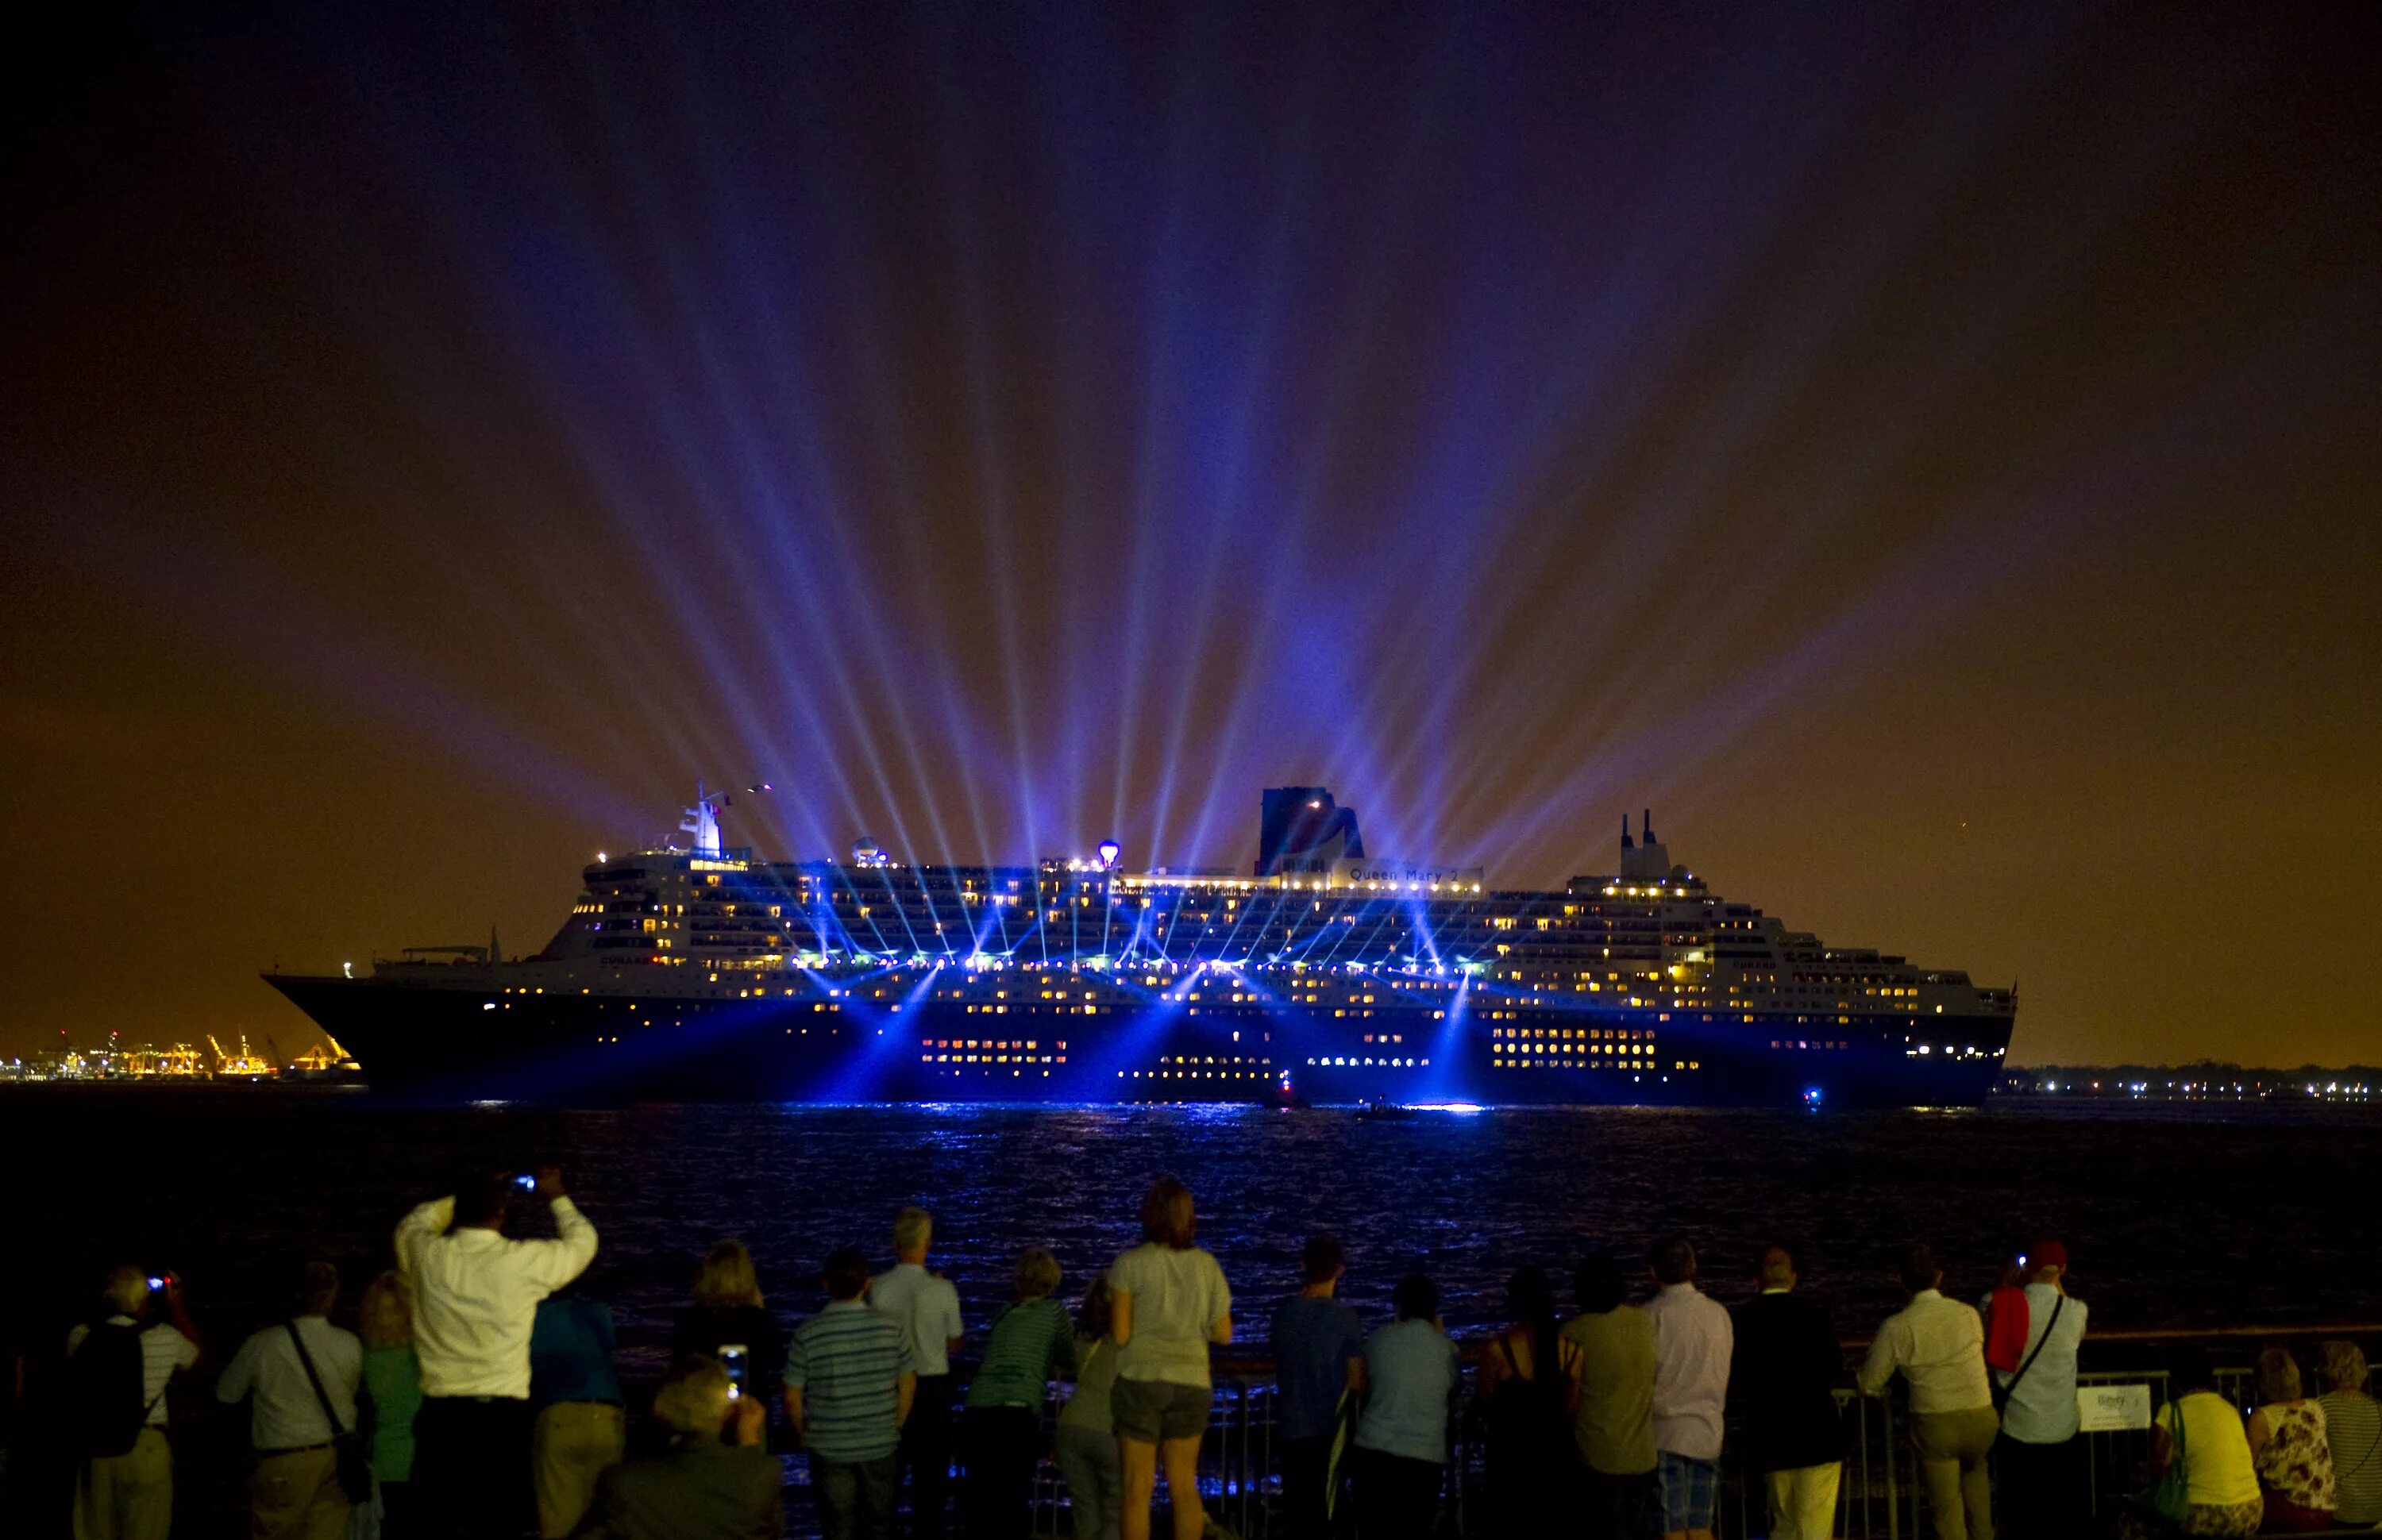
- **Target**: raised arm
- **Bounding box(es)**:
[160,1276,203,1361]
[521,1169,599,1292]
[393,1196,455,1275]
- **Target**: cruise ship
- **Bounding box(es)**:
[264,787,2015,1107]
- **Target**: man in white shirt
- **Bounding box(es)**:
[870,1205,962,1539]
[1641,1237,1733,1540]
[1980,1238,2087,1540]
[1859,1245,1998,1540]
[217,1261,364,1540]
[66,1267,202,1540]
[394,1165,597,1540]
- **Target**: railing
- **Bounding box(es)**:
[776,1327,2373,1540]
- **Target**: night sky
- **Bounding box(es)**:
[3,3,2376,1067]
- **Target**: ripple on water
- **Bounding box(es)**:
[6,1095,2379,1357]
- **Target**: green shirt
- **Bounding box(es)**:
[361,1346,423,1483]
[966,1298,1073,1410]
[1559,1306,1656,1476]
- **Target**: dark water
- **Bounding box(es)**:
[6,1092,2380,1368]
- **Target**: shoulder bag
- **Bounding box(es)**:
[1990,1293,2064,1413]
[2137,1392,2192,1523]
[286,1323,374,1504]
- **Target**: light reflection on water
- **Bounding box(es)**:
[7,1095,2380,1362]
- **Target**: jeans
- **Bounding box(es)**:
[1911,1405,1999,1540]
[962,1407,1043,1540]
[1994,1434,2079,1540]
[813,1452,898,1540]
[1054,1423,1122,1540]
[1281,1434,1334,1538]
[411,1398,536,1540]
[1355,1450,1442,1540]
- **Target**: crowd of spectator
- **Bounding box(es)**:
[10,1172,2381,1540]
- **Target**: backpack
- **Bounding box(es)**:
[64,1321,153,1459]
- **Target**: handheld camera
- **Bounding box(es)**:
[513,1172,538,1192]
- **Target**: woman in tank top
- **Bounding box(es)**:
[2248,1346,2339,1531]
[1474,1265,1569,1534]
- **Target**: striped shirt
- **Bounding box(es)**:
[786,1300,914,1462]
[965,1299,1073,1410]
[67,1317,199,1429]
[2321,1392,2382,1526]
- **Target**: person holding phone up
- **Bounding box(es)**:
[395,1166,598,1540]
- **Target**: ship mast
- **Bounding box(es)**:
[680,780,724,858]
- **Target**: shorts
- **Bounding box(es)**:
[1656,1450,1718,1532]
[1111,1377,1210,1444]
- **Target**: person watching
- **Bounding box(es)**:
[1979,1238,2087,1540]
[1858,1244,1998,1540]
[672,1240,785,1413]
[1109,1176,1233,1540]
[1728,1242,1844,1540]
[393,1165,598,1539]
[530,1278,627,1538]
[2151,1346,2262,1537]
[1559,1253,1658,1540]
[2247,1345,2339,1531]
[1643,1237,1733,1540]
[962,1248,1074,1540]
[216,1261,363,1540]
[1270,1234,1366,1539]
[1054,1275,1124,1540]
[355,1270,422,1530]
[1474,1265,1567,1535]
[65,1265,202,1540]
[868,1207,961,1540]
[1351,1272,1461,1540]
[786,1247,917,1540]
[2316,1340,2382,1527]
[569,1357,781,1539]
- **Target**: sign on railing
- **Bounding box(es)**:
[2078,1384,2153,1433]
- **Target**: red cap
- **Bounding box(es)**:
[2028,1238,2068,1271]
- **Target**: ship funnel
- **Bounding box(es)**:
[1619,810,1671,880]
[1256,787,1366,876]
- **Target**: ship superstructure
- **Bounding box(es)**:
[265,787,2014,1106]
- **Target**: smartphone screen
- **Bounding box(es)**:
[720,1344,748,1399]
[513,1173,537,1191]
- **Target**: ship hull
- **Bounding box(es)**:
[266,976,2010,1108]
